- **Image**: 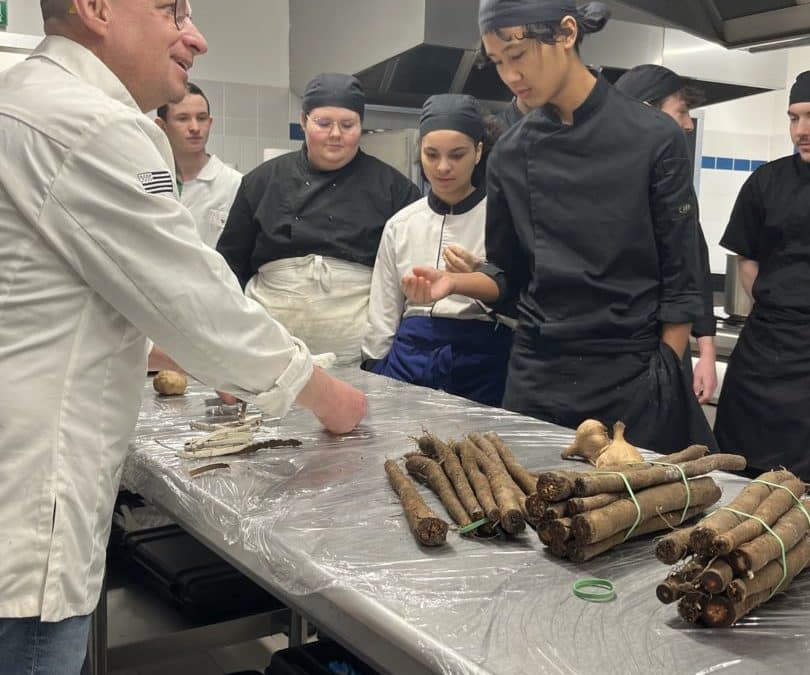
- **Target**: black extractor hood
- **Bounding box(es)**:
[289,0,792,108]
[607,0,810,51]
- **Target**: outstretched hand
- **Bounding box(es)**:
[401,266,455,304]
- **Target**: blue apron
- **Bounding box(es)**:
[373,316,513,407]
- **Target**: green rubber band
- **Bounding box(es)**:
[721,507,788,599]
[650,461,691,525]
[598,471,643,541]
[572,578,616,603]
[458,517,490,535]
[751,479,810,527]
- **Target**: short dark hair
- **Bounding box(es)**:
[156,82,211,120]
[649,85,706,111]
[476,18,587,68]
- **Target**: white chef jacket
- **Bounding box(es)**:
[179,155,241,248]
[0,36,313,621]
[362,191,493,362]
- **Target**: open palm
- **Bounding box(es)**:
[401,266,455,304]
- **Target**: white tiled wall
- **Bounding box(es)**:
[193,79,295,173]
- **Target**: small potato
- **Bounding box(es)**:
[153,370,187,396]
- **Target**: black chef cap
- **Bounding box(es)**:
[614,64,683,104]
[419,94,485,143]
[302,73,365,121]
[478,0,609,35]
[789,71,810,105]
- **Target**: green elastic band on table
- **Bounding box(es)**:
[649,461,692,525]
[598,471,642,540]
[750,479,810,526]
[721,507,788,599]
[572,578,615,603]
[458,517,490,535]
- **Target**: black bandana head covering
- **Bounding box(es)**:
[302,73,365,120]
[419,94,485,143]
[614,64,683,104]
[789,71,810,106]
[478,0,609,35]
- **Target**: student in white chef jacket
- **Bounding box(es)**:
[362,94,513,406]
[0,3,365,672]
[156,81,242,249]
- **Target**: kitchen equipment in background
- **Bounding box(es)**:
[724,253,754,319]
[360,128,422,186]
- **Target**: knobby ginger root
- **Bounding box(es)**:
[594,421,643,467]
[561,419,609,463]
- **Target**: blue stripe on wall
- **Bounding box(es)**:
[701,156,767,173]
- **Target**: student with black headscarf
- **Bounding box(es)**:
[713,71,810,480]
[362,95,512,406]
[403,0,715,453]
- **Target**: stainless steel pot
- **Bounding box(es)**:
[724,253,753,319]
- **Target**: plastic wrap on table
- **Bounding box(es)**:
[123,369,810,675]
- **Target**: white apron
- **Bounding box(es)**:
[245,255,372,366]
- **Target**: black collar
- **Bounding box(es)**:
[427,185,485,215]
[540,70,609,127]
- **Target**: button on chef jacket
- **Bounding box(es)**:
[714,154,810,478]
[0,36,314,621]
[216,147,422,289]
[480,75,709,451]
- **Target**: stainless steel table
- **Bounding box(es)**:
[122,368,810,675]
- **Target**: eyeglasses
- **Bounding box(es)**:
[68,1,192,30]
[307,116,361,133]
[174,0,193,30]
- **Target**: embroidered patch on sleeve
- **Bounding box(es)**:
[137,170,175,195]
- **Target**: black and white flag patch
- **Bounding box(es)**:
[137,170,174,195]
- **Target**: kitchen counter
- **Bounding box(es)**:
[121,370,810,674]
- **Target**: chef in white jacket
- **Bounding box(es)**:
[0,2,365,672]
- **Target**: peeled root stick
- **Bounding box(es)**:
[572,477,721,545]
[471,446,525,534]
[454,439,500,523]
[573,454,746,498]
[699,559,735,594]
[689,469,795,555]
[418,432,484,522]
[655,525,699,565]
[727,534,810,602]
[566,504,714,562]
[405,455,472,528]
[728,500,810,575]
[712,477,806,555]
[385,460,448,546]
[483,431,536,495]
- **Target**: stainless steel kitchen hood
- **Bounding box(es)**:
[289,0,786,108]
[606,0,810,51]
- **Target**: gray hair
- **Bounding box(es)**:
[41,0,73,21]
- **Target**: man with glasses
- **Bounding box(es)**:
[0,5,366,672]
[217,73,422,367]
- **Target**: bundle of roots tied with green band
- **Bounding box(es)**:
[654,469,810,627]
[534,443,745,562]
[385,430,539,545]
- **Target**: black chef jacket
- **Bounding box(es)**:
[715,154,810,479]
[494,99,524,132]
[217,147,421,289]
[480,74,712,453]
